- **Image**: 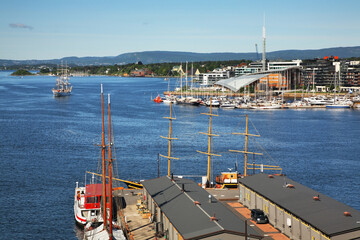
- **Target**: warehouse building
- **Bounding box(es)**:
[142,176,263,240]
[238,173,360,240]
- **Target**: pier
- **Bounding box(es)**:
[116,189,162,240]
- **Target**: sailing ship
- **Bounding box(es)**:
[196,100,281,188]
[74,84,125,239]
[52,64,72,97]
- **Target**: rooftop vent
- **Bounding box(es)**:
[344,212,352,217]
[313,195,320,201]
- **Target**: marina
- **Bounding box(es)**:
[0,72,360,239]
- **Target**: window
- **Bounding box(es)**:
[86,197,97,203]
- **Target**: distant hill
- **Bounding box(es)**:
[2,46,360,67]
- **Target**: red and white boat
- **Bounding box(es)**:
[74,182,110,226]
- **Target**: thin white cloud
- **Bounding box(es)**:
[9,23,33,30]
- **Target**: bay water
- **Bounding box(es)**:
[0,71,359,239]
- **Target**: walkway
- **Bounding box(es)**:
[227,202,290,240]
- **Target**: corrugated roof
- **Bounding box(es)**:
[215,74,270,92]
[142,176,261,239]
[239,173,360,236]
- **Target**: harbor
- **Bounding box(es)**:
[3,0,360,239]
[160,90,360,109]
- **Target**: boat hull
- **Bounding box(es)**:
[326,105,351,108]
[74,186,101,227]
[250,105,282,109]
[52,89,71,97]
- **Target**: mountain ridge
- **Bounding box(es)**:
[2,46,360,67]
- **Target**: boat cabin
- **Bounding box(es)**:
[83,183,110,209]
[215,171,239,188]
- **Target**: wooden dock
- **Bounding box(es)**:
[116,189,163,240]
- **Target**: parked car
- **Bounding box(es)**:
[251,209,269,224]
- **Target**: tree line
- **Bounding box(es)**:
[2,60,251,76]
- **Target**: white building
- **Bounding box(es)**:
[198,69,230,86]
[268,60,302,70]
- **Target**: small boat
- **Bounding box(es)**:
[185,96,201,106]
[52,64,72,97]
[153,95,163,103]
[162,95,176,104]
[74,182,105,226]
[220,101,237,109]
[205,99,220,107]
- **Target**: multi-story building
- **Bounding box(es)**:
[235,60,302,77]
[302,56,360,91]
[268,60,302,70]
[198,69,230,86]
[234,61,262,77]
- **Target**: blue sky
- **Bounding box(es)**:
[1,0,360,60]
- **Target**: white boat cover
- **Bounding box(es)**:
[215,74,270,92]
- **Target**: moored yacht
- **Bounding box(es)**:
[205,99,220,107]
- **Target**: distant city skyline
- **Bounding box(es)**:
[1,0,360,60]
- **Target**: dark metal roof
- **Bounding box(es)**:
[239,173,360,236]
[142,176,262,239]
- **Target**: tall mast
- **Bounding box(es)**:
[197,98,221,187]
[186,61,188,97]
[262,14,266,72]
[191,62,193,97]
[229,115,262,177]
[180,64,183,99]
[160,102,179,176]
[100,84,107,229]
[107,93,113,238]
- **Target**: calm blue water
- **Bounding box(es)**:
[0,71,359,239]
